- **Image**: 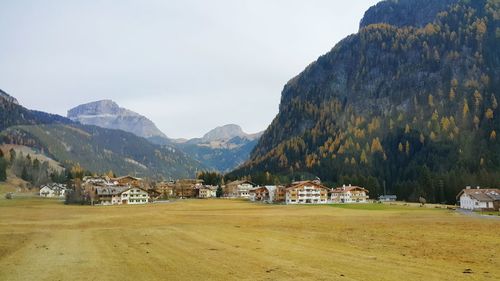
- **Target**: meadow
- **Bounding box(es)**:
[0,196,498,281]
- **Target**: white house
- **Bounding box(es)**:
[457,187,500,211]
[285,181,329,204]
[95,186,150,205]
[195,185,218,198]
[331,184,369,203]
[39,183,67,198]
[225,180,255,198]
[113,187,150,205]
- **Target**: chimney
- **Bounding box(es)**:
[349,184,351,187]
[343,184,345,188]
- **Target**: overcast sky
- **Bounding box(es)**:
[0,0,379,139]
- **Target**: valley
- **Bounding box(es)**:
[1,1,500,280]
[0,197,498,281]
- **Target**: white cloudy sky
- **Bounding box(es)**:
[0,0,379,138]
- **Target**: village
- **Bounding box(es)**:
[37,176,500,211]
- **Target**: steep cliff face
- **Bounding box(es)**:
[68,100,168,140]
[233,0,500,203]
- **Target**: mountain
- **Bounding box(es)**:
[199,124,261,143]
[1,92,202,179]
[0,89,72,131]
[68,100,170,143]
[67,100,260,172]
[177,124,263,172]
[359,0,458,29]
[231,0,500,203]
[0,89,19,105]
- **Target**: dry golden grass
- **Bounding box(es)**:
[0,198,498,281]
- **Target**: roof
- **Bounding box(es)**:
[95,186,128,196]
[83,176,111,183]
[226,180,255,186]
[250,186,277,193]
[95,186,149,196]
[40,183,67,191]
[456,188,500,201]
[112,175,142,181]
[195,185,218,190]
[286,181,330,191]
[331,185,369,193]
[469,193,494,202]
[379,195,397,199]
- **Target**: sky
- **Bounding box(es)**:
[0,0,379,139]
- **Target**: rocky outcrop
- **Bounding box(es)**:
[200,124,262,143]
[68,100,168,140]
[0,89,19,105]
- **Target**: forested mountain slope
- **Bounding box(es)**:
[232,0,500,203]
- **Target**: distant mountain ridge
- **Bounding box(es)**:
[67,100,262,172]
[200,124,262,143]
[176,124,263,172]
[68,100,169,141]
[0,91,202,178]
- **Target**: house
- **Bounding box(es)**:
[39,183,67,198]
[173,179,202,198]
[249,186,274,203]
[331,184,369,203]
[155,181,175,198]
[95,186,128,205]
[275,185,286,202]
[115,187,150,205]
[95,186,150,205]
[112,175,143,187]
[285,181,329,204]
[249,185,286,203]
[224,180,255,198]
[195,185,218,198]
[206,185,218,198]
[456,187,500,211]
[82,176,116,203]
[379,195,397,202]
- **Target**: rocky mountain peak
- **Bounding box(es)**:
[67,100,138,118]
[0,89,19,105]
[202,124,247,142]
[67,100,167,140]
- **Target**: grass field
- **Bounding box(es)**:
[0,197,499,281]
